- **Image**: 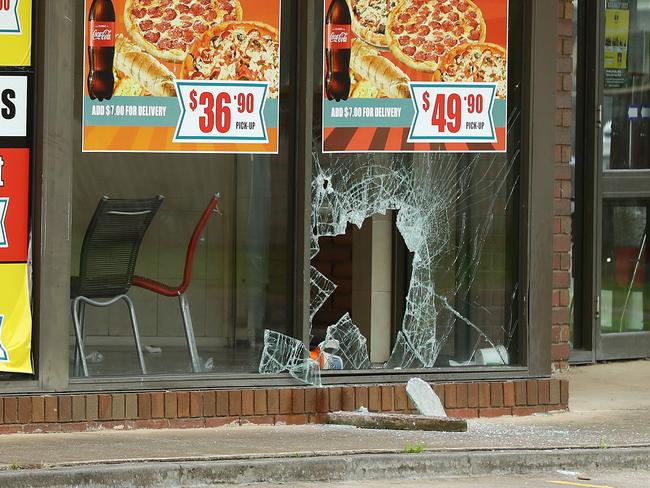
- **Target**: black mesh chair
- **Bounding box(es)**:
[71,195,163,376]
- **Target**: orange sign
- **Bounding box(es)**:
[83,0,281,153]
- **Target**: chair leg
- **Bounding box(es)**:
[122,295,147,375]
[71,298,89,377]
[179,294,201,373]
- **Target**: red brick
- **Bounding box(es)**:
[252,390,266,416]
[479,407,512,418]
[138,393,151,420]
[228,391,242,416]
[279,389,292,414]
[164,393,177,419]
[478,383,491,408]
[190,392,202,418]
[202,392,216,417]
[304,388,317,414]
[514,382,527,406]
[18,397,32,424]
[444,384,457,409]
[125,394,138,420]
[503,383,515,407]
[368,386,381,412]
[23,423,61,433]
[153,394,166,420]
[308,414,328,424]
[316,388,329,413]
[111,394,125,420]
[355,387,369,409]
[381,386,394,411]
[216,391,229,416]
[274,414,308,425]
[44,396,58,423]
[62,422,90,433]
[394,385,408,411]
[241,390,254,416]
[133,419,170,430]
[467,384,479,408]
[32,396,45,423]
[512,405,546,416]
[552,343,570,362]
[446,408,478,419]
[455,384,468,408]
[526,381,539,405]
[538,381,551,405]
[549,379,561,405]
[71,396,85,422]
[329,387,342,411]
[59,396,72,422]
[490,383,504,407]
[177,392,190,418]
[241,415,275,426]
[267,389,280,415]
[168,418,205,429]
[292,389,305,414]
[0,425,21,434]
[560,379,569,406]
[341,387,355,411]
[3,397,18,423]
[205,417,239,428]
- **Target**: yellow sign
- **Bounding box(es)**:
[0,263,32,373]
[604,8,629,70]
[0,0,32,67]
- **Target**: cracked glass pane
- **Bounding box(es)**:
[324,314,371,370]
[259,330,322,387]
[259,0,524,386]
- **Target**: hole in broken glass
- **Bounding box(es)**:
[260,139,520,385]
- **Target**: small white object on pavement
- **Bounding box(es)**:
[406,377,447,417]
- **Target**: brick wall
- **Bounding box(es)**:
[311,230,354,343]
[552,0,574,372]
[0,378,568,434]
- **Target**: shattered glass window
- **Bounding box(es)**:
[259,1,525,385]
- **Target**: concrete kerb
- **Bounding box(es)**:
[2,447,650,487]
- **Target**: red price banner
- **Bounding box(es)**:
[0,148,29,263]
[174,81,269,145]
[408,83,497,144]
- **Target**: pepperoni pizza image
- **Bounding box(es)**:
[181,21,280,98]
[386,0,486,72]
[438,42,507,99]
[124,0,243,62]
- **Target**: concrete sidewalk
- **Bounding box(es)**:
[0,360,648,486]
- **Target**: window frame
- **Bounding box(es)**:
[1,0,557,394]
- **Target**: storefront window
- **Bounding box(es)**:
[69,1,297,377]
[259,0,524,385]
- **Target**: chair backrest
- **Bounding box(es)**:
[77,195,163,298]
[179,194,220,295]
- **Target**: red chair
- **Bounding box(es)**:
[132,194,220,373]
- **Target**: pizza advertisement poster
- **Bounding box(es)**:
[82,0,281,153]
[323,0,508,153]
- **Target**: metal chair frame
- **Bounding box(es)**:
[71,195,163,377]
[133,194,220,373]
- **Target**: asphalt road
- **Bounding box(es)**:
[221,470,650,488]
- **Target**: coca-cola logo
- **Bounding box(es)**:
[91,28,113,41]
[329,31,349,43]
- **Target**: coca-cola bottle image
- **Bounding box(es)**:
[325,0,351,101]
[87,0,116,101]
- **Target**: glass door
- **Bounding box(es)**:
[597,0,650,360]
